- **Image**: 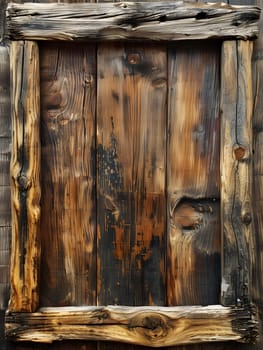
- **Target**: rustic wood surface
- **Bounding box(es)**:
[0,44,11,312]
[39,42,97,307]
[1,1,263,350]
[6,2,260,41]
[7,40,257,346]
[5,305,258,345]
[97,43,166,307]
[0,4,12,344]
[167,43,221,306]
[9,41,41,313]
[251,0,263,311]
[220,40,254,306]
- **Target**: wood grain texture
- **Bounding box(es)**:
[220,40,254,307]
[2,4,261,350]
[4,2,97,350]
[251,0,263,314]
[167,44,221,306]
[9,41,41,312]
[0,0,6,41]
[0,45,11,139]
[0,1,12,343]
[5,305,258,345]
[39,42,97,307]
[5,2,260,42]
[97,43,166,306]
[0,226,10,309]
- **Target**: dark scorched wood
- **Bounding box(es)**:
[6,2,260,41]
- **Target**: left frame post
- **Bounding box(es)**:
[9,41,41,312]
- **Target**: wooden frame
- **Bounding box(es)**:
[5,2,260,347]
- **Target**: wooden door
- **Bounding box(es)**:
[38,38,220,331]
[3,1,261,349]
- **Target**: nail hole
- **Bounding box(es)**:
[159,15,167,22]
[196,11,208,20]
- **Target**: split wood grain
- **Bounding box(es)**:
[220,40,254,306]
[6,2,260,42]
[9,41,41,312]
[5,305,258,345]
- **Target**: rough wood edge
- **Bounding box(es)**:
[5,304,258,345]
[220,40,254,306]
[9,40,41,312]
[6,2,260,41]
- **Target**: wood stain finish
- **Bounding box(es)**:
[2,0,262,348]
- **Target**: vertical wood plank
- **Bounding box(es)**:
[9,41,41,312]
[251,0,263,313]
[0,46,10,139]
[0,1,12,348]
[39,42,97,307]
[221,40,254,306]
[97,43,166,307]
[0,0,6,41]
[167,44,221,306]
[0,49,11,298]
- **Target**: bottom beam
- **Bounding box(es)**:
[5,305,258,346]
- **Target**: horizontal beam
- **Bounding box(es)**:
[6,2,260,41]
[5,305,258,346]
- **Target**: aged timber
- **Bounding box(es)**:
[96,43,166,306]
[5,305,258,345]
[6,2,260,41]
[220,41,254,306]
[9,41,41,312]
[39,43,97,307]
[167,44,221,306]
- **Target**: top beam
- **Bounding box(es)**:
[6,2,260,42]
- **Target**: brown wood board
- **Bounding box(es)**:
[220,40,254,306]
[9,40,41,312]
[97,43,166,307]
[5,2,260,41]
[5,305,258,345]
[167,44,221,306]
[39,42,97,307]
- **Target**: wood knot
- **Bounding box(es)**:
[242,212,252,225]
[127,53,141,65]
[234,145,248,160]
[129,312,169,341]
[173,201,201,231]
[18,175,31,190]
[143,314,169,339]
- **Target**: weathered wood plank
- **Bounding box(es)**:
[0,3,12,343]
[0,138,11,187]
[6,2,260,42]
[251,3,263,333]
[0,0,6,41]
[0,226,10,310]
[0,185,11,227]
[0,45,11,139]
[220,40,254,306]
[97,43,166,306]
[9,41,41,313]
[5,305,258,345]
[39,42,97,307]
[167,44,221,306]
